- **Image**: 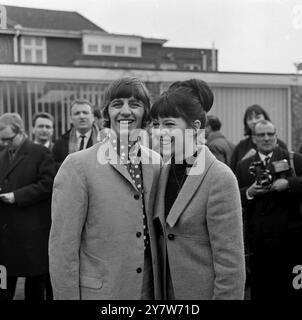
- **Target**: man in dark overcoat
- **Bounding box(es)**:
[0,113,56,300]
[52,99,99,168]
[236,120,302,300]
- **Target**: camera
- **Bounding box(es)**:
[271,159,291,178]
[248,161,273,188]
[248,158,291,189]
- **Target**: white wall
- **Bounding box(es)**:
[209,86,289,145]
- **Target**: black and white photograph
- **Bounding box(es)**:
[0,0,302,306]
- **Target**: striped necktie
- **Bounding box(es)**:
[79,135,86,150]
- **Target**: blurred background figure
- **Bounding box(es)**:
[236,120,302,300]
[32,112,54,151]
[205,115,234,166]
[230,104,287,296]
[0,113,56,300]
[31,111,55,300]
[93,107,103,130]
[230,104,287,172]
[52,99,100,167]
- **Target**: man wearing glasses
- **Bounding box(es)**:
[0,113,56,300]
[236,120,302,300]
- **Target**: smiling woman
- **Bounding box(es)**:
[151,79,246,300]
[230,104,288,172]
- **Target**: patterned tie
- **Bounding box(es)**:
[111,137,150,250]
[79,135,85,150]
[127,152,150,249]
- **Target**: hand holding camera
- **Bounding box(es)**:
[248,160,273,189]
[248,158,291,197]
[247,181,271,198]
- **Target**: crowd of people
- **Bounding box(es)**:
[0,77,301,300]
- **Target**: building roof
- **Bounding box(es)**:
[5,5,105,32]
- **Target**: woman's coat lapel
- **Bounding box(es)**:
[155,146,216,228]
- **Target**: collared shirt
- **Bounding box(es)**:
[76,130,92,151]
[258,152,273,165]
[34,140,51,149]
[110,135,150,250]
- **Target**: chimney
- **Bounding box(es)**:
[211,41,217,71]
[201,51,207,71]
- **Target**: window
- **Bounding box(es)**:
[128,46,138,55]
[83,35,141,57]
[36,50,43,63]
[183,64,201,71]
[20,36,47,64]
[35,38,43,46]
[24,49,32,63]
[115,46,125,54]
[102,44,111,53]
[24,37,32,45]
[87,44,98,53]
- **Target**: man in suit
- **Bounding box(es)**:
[52,99,99,167]
[236,119,302,299]
[205,115,235,166]
[49,77,162,300]
[32,112,54,150]
[0,113,56,300]
[32,111,55,300]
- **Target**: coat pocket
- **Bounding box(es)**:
[80,275,103,289]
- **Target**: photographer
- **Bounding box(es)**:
[236,120,302,300]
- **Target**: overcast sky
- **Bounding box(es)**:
[2,0,302,73]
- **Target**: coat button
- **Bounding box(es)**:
[134,194,140,200]
[136,268,142,273]
[136,232,142,238]
[168,233,175,240]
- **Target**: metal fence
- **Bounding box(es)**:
[0,80,290,145]
[0,81,109,139]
